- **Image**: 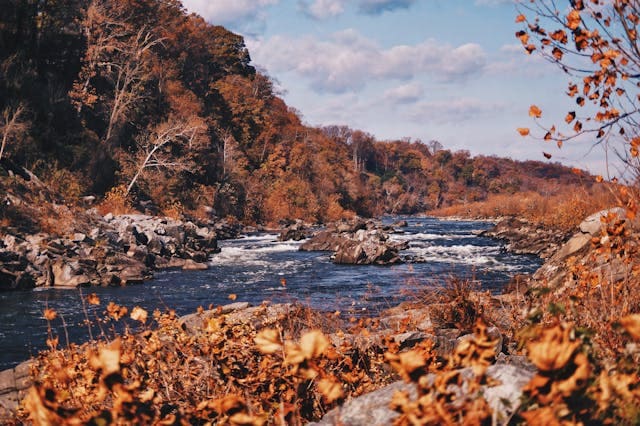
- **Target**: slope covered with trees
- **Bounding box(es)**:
[1,0,594,227]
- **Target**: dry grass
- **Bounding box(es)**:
[431,185,616,232]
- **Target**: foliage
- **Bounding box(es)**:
[516,0,640,179]
[11,301,397,425]
[0,0,596,225]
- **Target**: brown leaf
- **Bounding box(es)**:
[87,293,100,305]
[254,328,283,354]
[567,10,581,30]
[130,306,148,323]
[565,111,576,124]
[317,378,344,404]
[43,308,57,321]
[620,314,640,340]
[515,14,526,23]
[517,128,530,136]
[529,105,542,118]
[543,152,552,159]
[299,330,330,359]
[527,325,579,371]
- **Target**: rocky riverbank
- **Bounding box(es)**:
[0,163,243,291]
[479,216,573,258]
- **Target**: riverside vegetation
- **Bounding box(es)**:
[3,0,640,424]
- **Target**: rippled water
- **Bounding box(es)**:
[0,216,541,369]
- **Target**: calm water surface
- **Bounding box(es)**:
[0,216,541,369]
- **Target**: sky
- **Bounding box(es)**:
[180,0,613,176]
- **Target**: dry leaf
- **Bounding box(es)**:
[529,105,542,118]
[87,293,100,305]
[517,127,530,136]
[43,308,57,321]
[620,314,640,340]
[254,328,283,354]
[317,378,344,404]
[130,306,148,323]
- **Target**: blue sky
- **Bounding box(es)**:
[181,0,611,175]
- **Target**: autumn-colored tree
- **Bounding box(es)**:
[71,0,164,148]
[124,115,207,195]
[516,0,640,177]
[0,104,28,161]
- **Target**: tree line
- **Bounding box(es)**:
[0,0,590,224]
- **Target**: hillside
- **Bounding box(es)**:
[1,0,598,226]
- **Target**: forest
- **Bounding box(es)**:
[0,0,593,226]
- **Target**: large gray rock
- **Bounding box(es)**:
[52,259,92,287]
[301,228,405,265]
[534,208,631,288]
[311,364,533,425]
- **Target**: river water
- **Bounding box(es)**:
[0,216,541,370]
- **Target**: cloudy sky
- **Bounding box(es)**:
[181,0,611,175]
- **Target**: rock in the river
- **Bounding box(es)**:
[301,229,404,265]
[300,221,406,265]
[278,221,311,241]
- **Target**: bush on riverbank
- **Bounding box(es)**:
[430,185,617,232]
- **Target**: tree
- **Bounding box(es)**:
[0,104,27,161]
[125,116,206,194]
[70,0,164,148]
[516,0,640,177]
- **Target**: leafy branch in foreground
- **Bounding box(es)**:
[516,0,640,176]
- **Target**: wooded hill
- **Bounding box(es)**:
[0,0,592,225]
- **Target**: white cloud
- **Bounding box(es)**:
[384,82,424,104]
[299,0,346,19]
[474,0,515,5]
[410,98,506,124]
[249,30,487,93]
[358,0,416,14]
[180,0,278,27]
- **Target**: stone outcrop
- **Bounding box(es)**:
[310,364,533,426]
[480,217,572,258]
[533,207,630,288]
[300,220,408,265]
[0,212,223,290]
[0,360,32,419]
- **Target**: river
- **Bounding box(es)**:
[0,216,541,370]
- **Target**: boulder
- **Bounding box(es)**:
[534,208,632,289]
[182,259,208,271]
[310,364,533,425]
[52,260,92,288]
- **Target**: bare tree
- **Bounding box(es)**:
[71,0,164,148]
[126,116,206,194]
[0,104,28,161]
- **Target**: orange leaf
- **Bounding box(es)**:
[515,14,526,23]
[130,306,148,323]
[254,328,283,354]
[43,308,57,321]
[517,128,530,136]
[620,314,640,340]
[228,293,237,301]
[552,47,563,60]
[317,378,344,404]
[87,293,100,305]
[565,111,576,124]
[529,105,542,118]
[567,10,581,30]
